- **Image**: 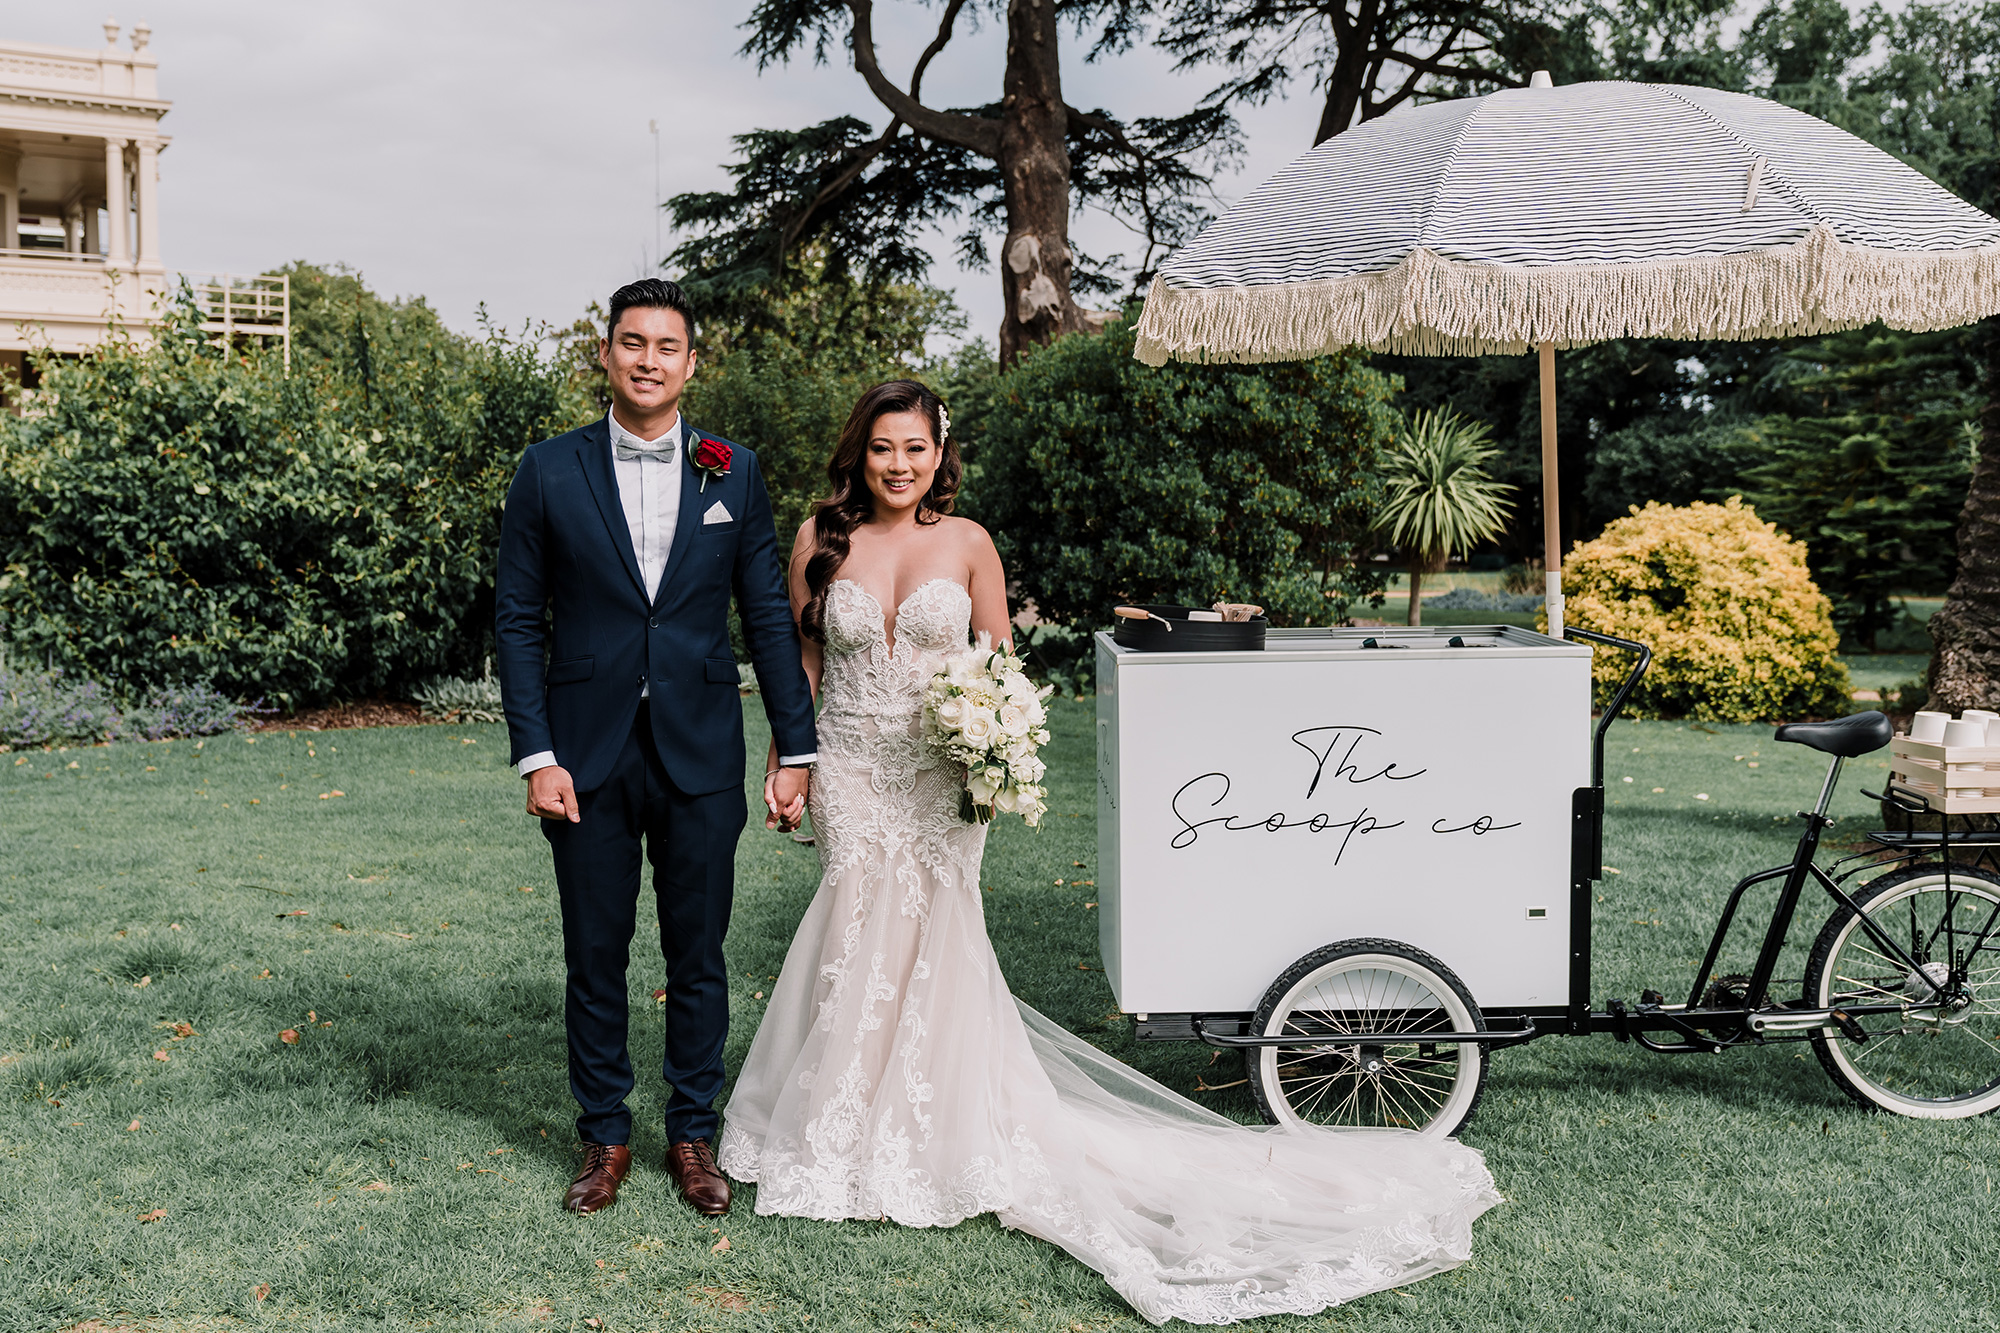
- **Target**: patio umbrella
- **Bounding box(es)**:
[1132,74,2000,635]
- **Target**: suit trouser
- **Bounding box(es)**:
[543,700,747,1146]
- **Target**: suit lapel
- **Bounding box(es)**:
[572,419,647,602]
[652,424,711,609]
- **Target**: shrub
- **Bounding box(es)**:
[0,650,262,747]
[412,659,505,724]
[1428,587,1542,612]
[1560,498,1851,722]
[971,319,1395,628]
[0,297,589,707]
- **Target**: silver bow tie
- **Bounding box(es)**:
[613,438,677,463]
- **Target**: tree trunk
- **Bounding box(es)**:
[997,0,1084,366]
[1314,0,1380,144]
[1927,317,2000,711]
[1406,564,1423,625]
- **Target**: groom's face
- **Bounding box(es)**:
[598,306,696,422]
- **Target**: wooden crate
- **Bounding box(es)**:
[1888,736,2000,813]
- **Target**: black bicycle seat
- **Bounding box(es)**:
[1773,710,1893,758]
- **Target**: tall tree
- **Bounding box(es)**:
[683,1,1232,363]
[1741,326,1978,649]
[1151,0,1584,144]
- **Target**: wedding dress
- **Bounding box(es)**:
[718,577,1500,1325]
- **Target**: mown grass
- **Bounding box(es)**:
[1,707,1996,1332]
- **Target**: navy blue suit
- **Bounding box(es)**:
[495,416,816,1146]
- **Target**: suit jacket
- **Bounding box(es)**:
[494,417,817,796]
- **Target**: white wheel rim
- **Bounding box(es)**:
[1257,952,1481,1136]
[1816,874,2000,1119]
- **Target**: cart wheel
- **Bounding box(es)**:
[1246,938,1487,1137]
[1805,864,2000,1119]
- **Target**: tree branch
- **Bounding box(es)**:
[777,0,969,258]
[845,0,1001,158]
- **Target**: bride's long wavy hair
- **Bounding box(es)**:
[798,379,960,644]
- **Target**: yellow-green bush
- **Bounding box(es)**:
[1558,498,1851,722]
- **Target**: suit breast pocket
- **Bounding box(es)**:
[697,520,738,538]
[546,655,594,686]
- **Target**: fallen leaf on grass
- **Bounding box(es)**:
[697,1287,753,1313]
[360,1181,391,1192]
[711,1236,731,1253]
[152,1050,170,1062]
[137,1209,167,1223]
[517,885,535,893]
[595,1259,606,1268]
[488,1148,512,1156]
[253,1284,270,1302]
[126,1119,141,1132]
[584,1321,602,1330]
[279,1029,299,1045]
[133,975,152,989]
[318,790,345,800]
[653,988,668,1005]
[161,1021,195,1039]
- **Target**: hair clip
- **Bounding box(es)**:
[938,403,952,443]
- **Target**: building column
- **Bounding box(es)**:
[103,138,129,264]
[135,140,161,268]
[0,145,20,254]
[64,202,83,253]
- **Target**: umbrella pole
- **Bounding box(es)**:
[1539,340,1564,639]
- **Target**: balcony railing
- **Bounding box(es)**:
[0,247,106,264]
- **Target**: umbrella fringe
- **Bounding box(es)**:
[1131,226,2000,365]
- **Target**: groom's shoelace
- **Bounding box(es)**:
[673,1140,718,1172]
[576,1142,618,1180]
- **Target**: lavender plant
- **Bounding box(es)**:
[0,650,265,749]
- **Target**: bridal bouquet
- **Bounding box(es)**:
[921,635,1054,827]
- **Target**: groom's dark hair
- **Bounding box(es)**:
[606,278,696,344]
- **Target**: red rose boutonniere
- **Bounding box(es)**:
[690,435,732,492]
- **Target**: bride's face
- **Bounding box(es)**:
[864,408,938,516]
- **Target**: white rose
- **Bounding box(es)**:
[997,703,1030,738]
[1014,754,1045,783]
[967,770,1000,804]
[993,784,1021,813]
[936,696,966,729]
[959,709,997,749]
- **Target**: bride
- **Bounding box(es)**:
[718,380,1500,1325]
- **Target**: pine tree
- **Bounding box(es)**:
[1742,325,1977,649]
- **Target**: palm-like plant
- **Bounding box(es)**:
[1374,410,1515,625]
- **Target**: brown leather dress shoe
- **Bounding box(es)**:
[666,1139,731,1215]
[563,1142,631,1215]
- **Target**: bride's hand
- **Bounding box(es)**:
[764,767,807,831]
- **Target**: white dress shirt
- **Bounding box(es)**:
[519,409,815,777]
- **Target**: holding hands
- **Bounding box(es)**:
[765,765,808,832]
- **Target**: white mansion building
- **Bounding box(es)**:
[0,20,286,387]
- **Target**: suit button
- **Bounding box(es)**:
[636,675,646,686]
[648,617,658,628]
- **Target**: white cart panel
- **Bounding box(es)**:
[1096,626,1591,1014]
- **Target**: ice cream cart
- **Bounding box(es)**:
[1096,616,2000,1135]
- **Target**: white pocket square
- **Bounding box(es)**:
[702,501,732,525]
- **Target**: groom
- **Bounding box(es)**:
[495,278,817,1218]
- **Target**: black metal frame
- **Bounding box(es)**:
[1136,626,1999,1063]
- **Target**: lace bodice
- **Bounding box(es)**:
[821,577,973,710]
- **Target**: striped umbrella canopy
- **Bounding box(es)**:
[1131,77,2000,634]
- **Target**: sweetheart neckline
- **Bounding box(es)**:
[830,577,969,655]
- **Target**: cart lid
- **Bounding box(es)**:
[1098,623,1590,664]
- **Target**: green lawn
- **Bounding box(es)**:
[3,708,1996,1332]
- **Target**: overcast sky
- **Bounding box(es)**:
[15,2,1324,349]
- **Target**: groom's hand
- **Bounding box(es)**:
[527,766,581,823]
[765,766,808,831]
